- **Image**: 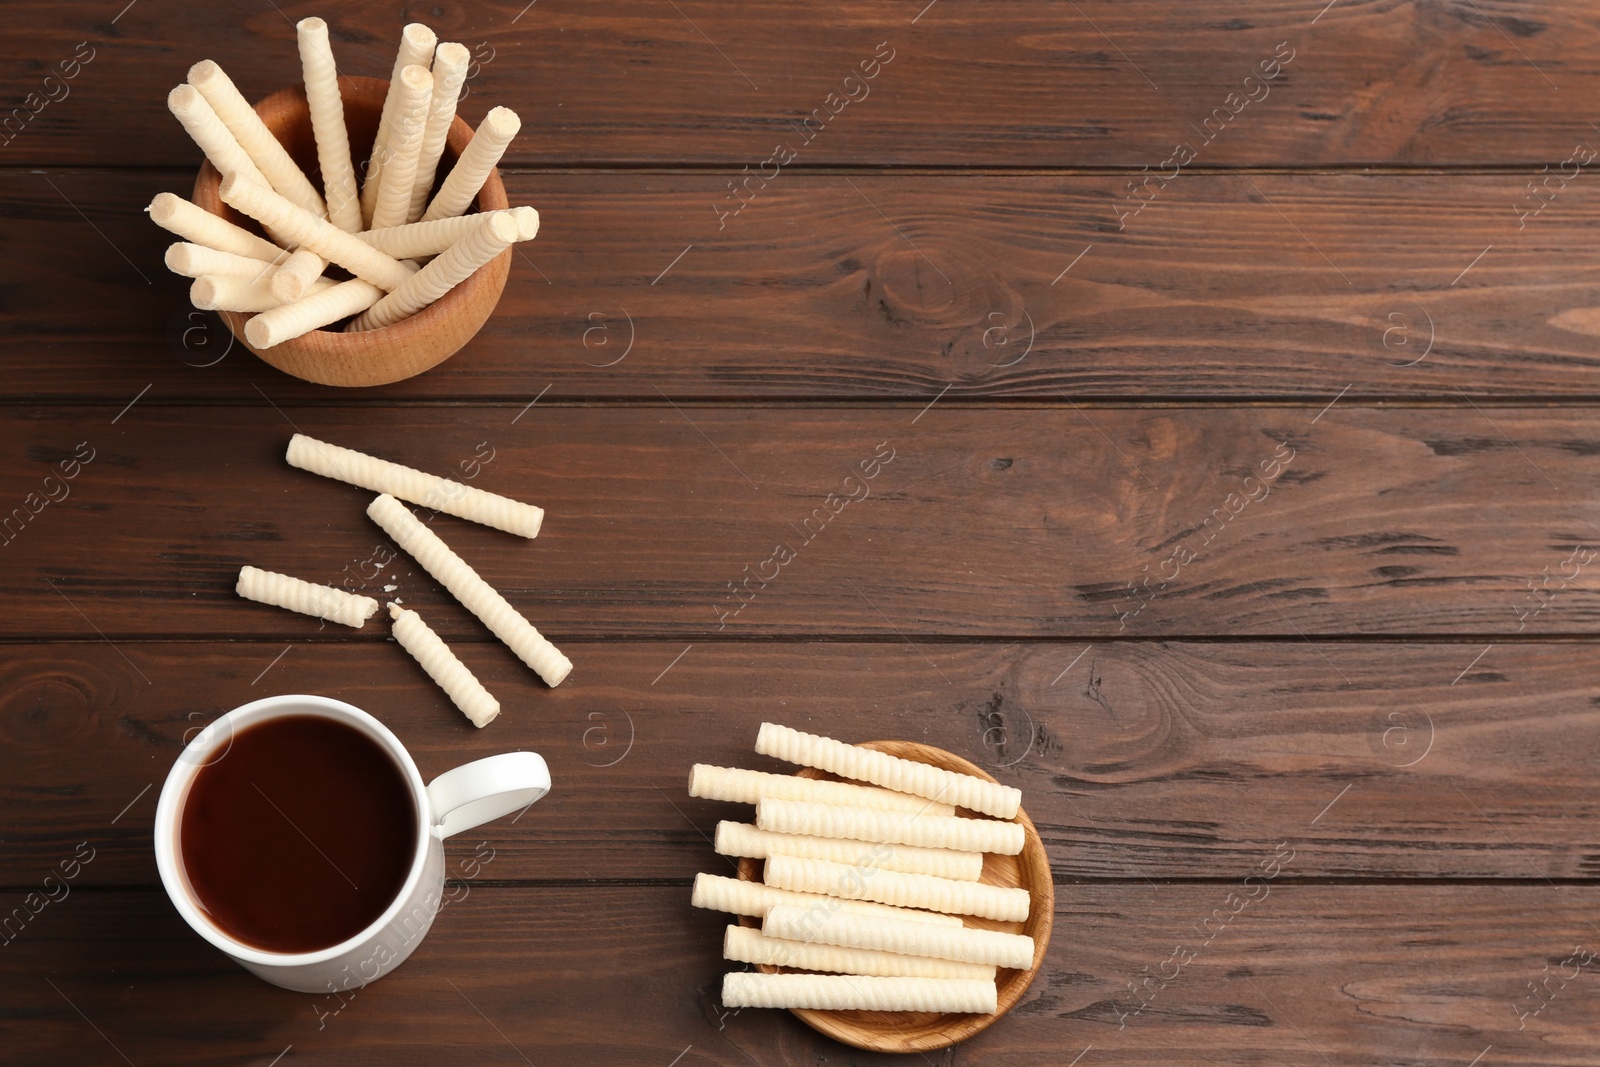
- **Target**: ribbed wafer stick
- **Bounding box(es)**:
[367,64,433,230]
[721,972,997,1014]
[421,106,519,222]
[191,275,280,313]
[235,565,378,628]
[361,23,437,227]
[245,280,383,349]
[348,211,515,331]
[286,433,543,538]
[765,904,1034,970]
[723,925,996,980]
[757,799,1025,856]
[147,192,284,262]
[296,17,362,233]
[187,60,325,216]
[765,854,1031,922]
[689,764,955,817]
[168,84,269,186]
[756,722,1022,819]
[407,42,469,223]
[165,243,280,280]
[219,175,416,290]
[388,604,500,728]
[714,822,982,882]
[355,210,510,259]
[270,248,330,303]
[367,494,571,686]
[689,873,962,927]
[512,204,540,241]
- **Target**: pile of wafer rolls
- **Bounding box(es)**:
[233,434,567,727]
[148,17,538,347]
[689,723,1035,1015]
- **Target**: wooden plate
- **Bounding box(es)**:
[735,740,1053,1054]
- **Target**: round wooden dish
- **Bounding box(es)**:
[735,741,1053,1054]
[189,75,511,388]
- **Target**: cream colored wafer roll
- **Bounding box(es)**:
[689,873,962,927]
[757,722,1022,819]
[757,799,1025,856]
[689,764,954,817]
[355,210,507,259]
[219,175,416,291]
[765,904,1034,970]
[361,22,438,227]
[715,822,983,882]
[147,192,284,263]
[297,18,363,233]
[286,433,543,537]
[512,205,540,241]
[191,275,280,313]
[235,565,378,628]
[348,211,516,331]
[721,972,997,1014]
[269,247,328,303]
[421,106,520,222]
[246,280,383,349]
[388,603,500,728]
[168,84,268,186]
[723,925,995,980]
[188,60,325,216]
[165,242,280,280]
[765,854,1030,922]
[407,42,469,223]
[368,65,433,231]
[367,494,571,686]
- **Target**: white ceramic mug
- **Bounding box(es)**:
[154,694,549,993]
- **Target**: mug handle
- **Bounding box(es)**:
[426,751,550,839]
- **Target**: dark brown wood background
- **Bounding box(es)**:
[5,1,1600,1063]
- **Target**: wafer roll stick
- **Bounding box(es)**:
[165,242,281,280]
[297,18,363,233]
[220,175,417,290]
[361,23,438,227]
[689,764,955,817]
[367,494,571,686]
[757,799,1026,856]
[421,106,520,222]
[187,60,325,216]
[723,925,996,980]
[765,854,1030,922]
[270,247,330,303]
[367,64,433,230]
[407,42,469,223]
[286,433,544,537]
[168,84,269,186]
[715,822,983,882]
[147,192,285,262]
[757,722,1022,819]
[388,604,500,728]
[512,205,540,241]
[191,275,281,312]
[765,904,1035,970]
[722,972,997,1014]
[689,873,962,927]
[349,212,516,331]
[355,210,510,259]
[245,280,383,349]
[235,565,378,628]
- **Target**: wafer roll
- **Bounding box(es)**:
[349,211,516,331]
[287,433,543,537]
[187,60,325,216]
[757,722,1022,819]
[723,925,995,980]
[421,106,519,222]
[389,604,500,728]
[219,175,416,290]
[407,42,470,223]
[765,854,1030,922]
[765,904,1034,970]
[367,494,571,686]
[147,192,284,262]
[721,972,997,1014]
[297,18,363,233]
[168,84,269,186]
[689,764,954,817]
[368,64,433,230]
[235,565,378,628]
[757,799,1025,856]
[361,22,438,226]
[245,280,383,349]
[355,210,506,259]
[715,822,983,882]
[512,205,540,241]
[689,873,962,927]
[269,247,329,303]
[165,242,280,280]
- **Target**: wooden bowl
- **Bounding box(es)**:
[190,75,511,388]
[736,741,1054,1054]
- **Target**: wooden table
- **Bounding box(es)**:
[6,1,1600,1062]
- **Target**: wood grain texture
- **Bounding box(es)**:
[10,170,1600,400]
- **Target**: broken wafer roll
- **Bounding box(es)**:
[689,764,955,817]
[235,565,378,628]
[188,60,326,216]
[367,64,433,231]
[165,242,281,280]
[689,873,961,927]
[219,175,417,290]
[270,248,329,303]
[721,972,997,1014]
[757,799,1026,856]
[147,192,284,263]
[297,18,363,233]
[764,854,1030,922]
[723,925,996,981]
[348,211,516,331]
[366,494,571,686]
[286,433,544,538]
[407,42,469,223]
[714,822,983,882]
[765,903,1035,970]
[388,603,500,728]
[361,22,438,227]
[356,209,511,259]
[421,106,520,222]
[757,722,1022,819]
[245,279,383,349]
